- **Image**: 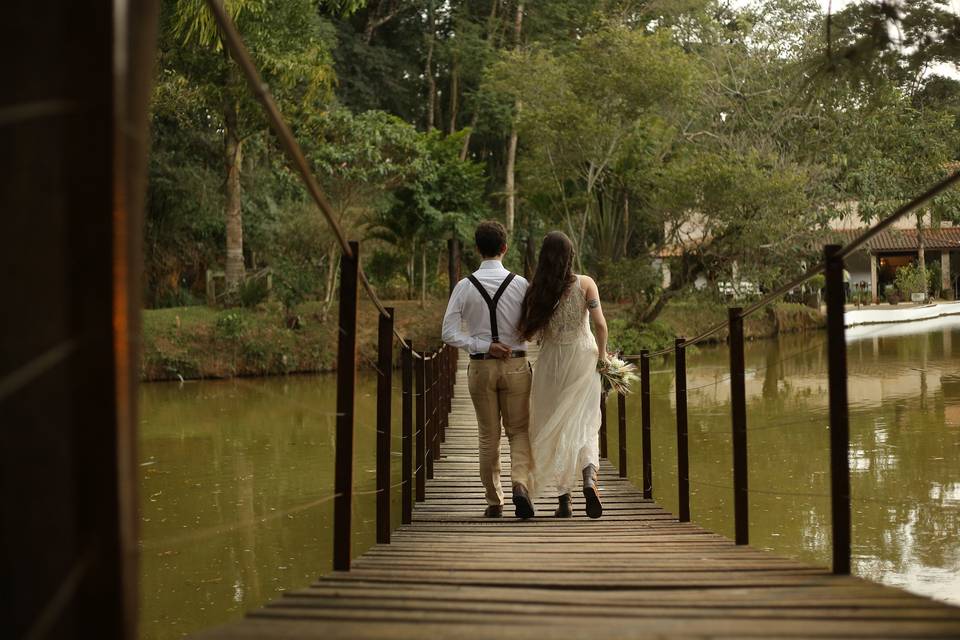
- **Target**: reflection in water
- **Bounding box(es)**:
[139,318,960,638]
[138,374,398,639]
[608,316,960,607]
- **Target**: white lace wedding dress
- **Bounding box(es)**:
[529,275,602,499]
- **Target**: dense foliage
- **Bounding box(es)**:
[147,0,960,325]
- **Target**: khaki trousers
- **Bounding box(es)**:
[467,357,533,506]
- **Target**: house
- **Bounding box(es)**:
[831,223,960,303]
[655,211,960,303]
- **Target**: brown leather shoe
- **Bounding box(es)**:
[554,493,573,518]
[582,464,603,519]
[484,504,503,518]
[512,484,535,519]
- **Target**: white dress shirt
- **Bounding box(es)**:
[442,260,529,355]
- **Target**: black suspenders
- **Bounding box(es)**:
[466,272,517,343]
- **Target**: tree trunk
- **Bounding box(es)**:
[460,111,479,160]
[505,122,519,233]
[424,0,436,132]
[503,2,524,234]
[640,289,675,324]
[407,248,415,300]
[621,191,630,259]
[448,61,459,134]
[223,90,244,291]
[364,0,402,44]
[524,232,536,280]
[459,0,501,160]
[420,245,427,308]
[324,244,339,303]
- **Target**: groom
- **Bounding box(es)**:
[442,221,535,519]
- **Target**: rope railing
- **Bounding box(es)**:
[191,1,461,560]
[607,170,960,575]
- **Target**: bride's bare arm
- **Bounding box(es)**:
[581,275,608,359]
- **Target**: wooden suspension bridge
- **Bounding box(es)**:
[195,350,960,639]
[191,5,960,636]
[12,3,960,637]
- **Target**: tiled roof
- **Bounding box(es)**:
[832,227,960,252]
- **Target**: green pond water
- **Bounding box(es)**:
[138,317,960,639]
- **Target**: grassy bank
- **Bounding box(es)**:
[141,299,446,382]
[141,299,823,382]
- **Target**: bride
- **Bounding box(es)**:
[519,231,608,519]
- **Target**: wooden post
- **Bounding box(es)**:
[376,307,394,545]
[432,352,442,468]
[206,269,216,306]
[426,355,435,480]
[675,338,690,523]
[415,351,426,502]
[599,392,608,459]
[451,348,458,399]
[448,237,461,295]
[333,241,359,572]
[825,245,851,575]
[617,392,627,479]
[441,347,449,442]
[402,341,414,524]
[728,307,749,545]
[641,350,652,499]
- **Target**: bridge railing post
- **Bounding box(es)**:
[375,306,394,545]
[675,338,690,522]
[440,345,455,442]
[825,244,851,575]
[426,354,435,480]
[333,241,359,572]
[433,351,440,463]
[438,348,446,444]
[599,391,608,459]
[641,350,652,499]
[617,390,627,479]
[728,307,749,545]
[433,350,442,464]
[401,340,414,524]
[415,349,426,502]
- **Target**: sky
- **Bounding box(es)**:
[732,0,960,78]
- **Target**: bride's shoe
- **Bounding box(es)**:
[582,464,603,519]
[554,493,573,518]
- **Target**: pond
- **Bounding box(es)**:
[138,317,960,639]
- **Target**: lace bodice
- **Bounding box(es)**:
[542,276,591,346]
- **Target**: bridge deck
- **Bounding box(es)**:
[198,360,960,639]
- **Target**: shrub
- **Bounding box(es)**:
[608,318,674,355]
[238,276,270,307]
[894,262,929,298]
[215,311,246,339]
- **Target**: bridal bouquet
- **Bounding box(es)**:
[597,355,639,395]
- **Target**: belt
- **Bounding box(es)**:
[469,350,527,360]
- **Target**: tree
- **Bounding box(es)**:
[159,0,335,291]
[490,27,700,273]
[367,129,489,302]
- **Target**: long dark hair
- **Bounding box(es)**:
[519,231,575,340]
